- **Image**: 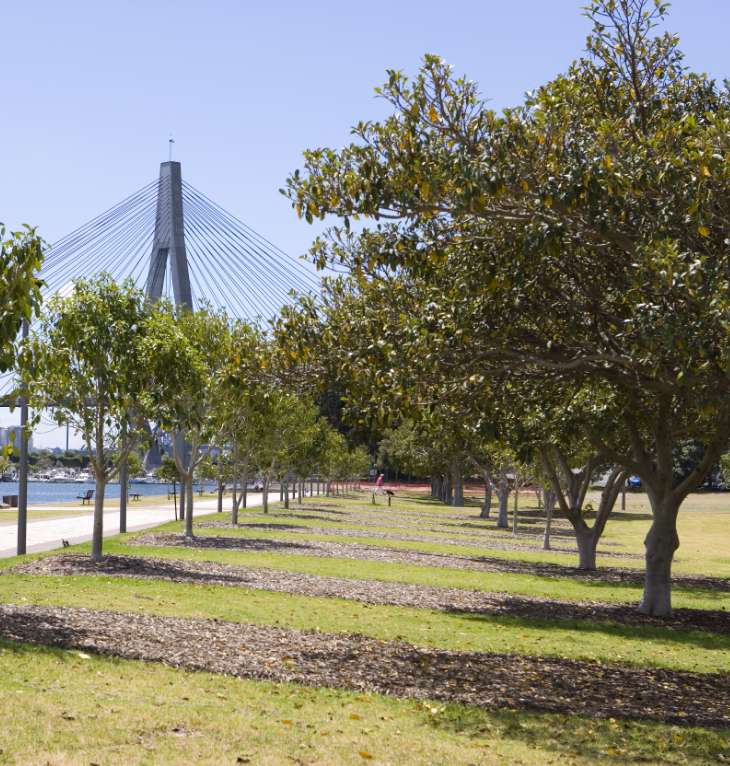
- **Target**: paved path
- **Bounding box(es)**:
[0,492,277,558]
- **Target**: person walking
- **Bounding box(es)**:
[372,472,386,504]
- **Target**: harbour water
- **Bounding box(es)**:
[0,480,179,505]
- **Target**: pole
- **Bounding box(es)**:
[16,320,29,556]
[119,421,128,534]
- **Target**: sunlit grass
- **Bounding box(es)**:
[0,639,727,766]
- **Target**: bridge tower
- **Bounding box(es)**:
[142,161,193,476]
[145,161,193,307]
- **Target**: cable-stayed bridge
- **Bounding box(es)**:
[2,159,322,554]
[1,160,320,396]
[42,161,319,317]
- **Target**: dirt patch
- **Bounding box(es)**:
[134,532,730,593]
[0,603,727,727]
[12,553,730,636]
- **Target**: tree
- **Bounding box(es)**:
[146,305,232,537]
[23,276,154,561]
[0,225,44,373]
[126,450,143,479]
[284,1,730,616]
[156,455,181,519]
[214,321,272,522]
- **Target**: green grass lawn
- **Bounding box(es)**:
[0,488,728,764]
[2,639,726,766]
[0,571,726,673]
[201,489,730,577]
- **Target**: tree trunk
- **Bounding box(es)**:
[184,474,194,537]
[442,474,453,505]
[179,480,186,521]
[496,483,509,528]
[91,477,106,562]
[217,480,224,513]
[452,463,464,507]
[284,481,290,509]
[431,476,441,500]
[480,474,492,519]
[575,526,597,570]
[172,480,178,521]
[263,477,270,514]
[543,489,555,550]
[231,477,239,526]
[639,501,680,617]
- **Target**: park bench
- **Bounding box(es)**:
[76,489,93,505]
[130,492,142,501]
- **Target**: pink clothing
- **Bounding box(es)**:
[375,474,384,488]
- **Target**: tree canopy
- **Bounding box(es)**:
[0,225,43,373]
[281,0,730,615]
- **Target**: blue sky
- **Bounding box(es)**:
[1,0,727,446]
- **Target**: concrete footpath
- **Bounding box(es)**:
[0,491,276,558]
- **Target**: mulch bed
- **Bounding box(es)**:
[197,518,640,560]
[0,603,727,727]
[134,532,730,593]
[11,553,730,636]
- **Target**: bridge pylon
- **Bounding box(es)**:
[145,161,193,307]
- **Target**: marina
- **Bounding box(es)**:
[0,479,204,505]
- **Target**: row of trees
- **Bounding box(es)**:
[3,0,726,618]
[274,0,730,617]
[10,275,366,559]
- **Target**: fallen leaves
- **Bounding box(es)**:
[13,553,730,635]
[0,603,726,727]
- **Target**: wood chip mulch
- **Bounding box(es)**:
[11,553,730,635]
[197,518,640,559]
[0,603,727,727]
[134,532,730,592]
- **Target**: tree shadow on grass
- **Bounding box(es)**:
[451,606,730,646]
[236,523,309,532]
[287,505,349,516]
[466,554,730,592]
[421,702,730,764]
[0,612,87,653]
[263,513,345,524]
[136,533,312,553]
